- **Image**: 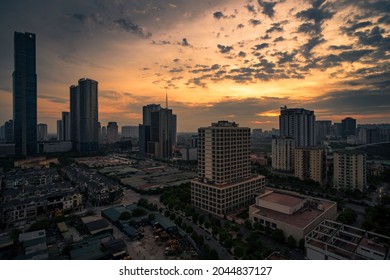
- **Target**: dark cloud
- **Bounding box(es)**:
[296,1,334,35]
[173,58,180,63]
[238,51,247,57]
[266,22,283,33]
[237,23,245,29]
[181,38,190,46]
[338,49,374,62]
[169,67,183,73]
[249,19,261,26]
[301,36,325,56]
[355,26,388,48]
[213,11,225,20]
[72,13,87,23]
[276,51,297,64]
[152,40,171,45]
[100,90,122,100]
[329,45,353,50]
[261,34,271,40]
[217,44,233,53]
[378,15,390,25]
[114,18,152,38]
[39,95,68,104]
[190,64,221,73]
[341,21,373,36]
[274,36,284,42]
[257,1,277,18]
[254,43,269,50]
[245,4,257,15]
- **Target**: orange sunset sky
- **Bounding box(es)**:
[0,0,389,132]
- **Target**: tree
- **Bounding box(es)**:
[244,219,252,230]
[175,216,182,227]
[299,238,305,251]
[148,213,156,221]
[272,229,285,242]
[132,208,146,217]
[234,246,245,259]
[210,249,219,260]
[204,221,211,230]
[287,235,296,248]
[337,208,357,225]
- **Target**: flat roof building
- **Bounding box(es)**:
[305,219,390,260]
[249,189,337,242]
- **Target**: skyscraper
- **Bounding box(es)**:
[107,122,119,144]
[62,112,70,141]
[279,106,315,147]
[191,121,265,216]
[139,103,176,158]
[341,117,356,139]
[70,85,79,149]
[315,120,332,145]
[69,78,99,153]
[13,32,37,156]
[4,120,14,143]
[37,123,48,141]
[57,120,63,141]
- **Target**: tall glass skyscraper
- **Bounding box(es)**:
[13,32,37,156]
[70,78,99,153]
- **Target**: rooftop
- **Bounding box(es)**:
[259,190,304,208]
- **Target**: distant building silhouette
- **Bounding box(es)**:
[56,120,62,141]
[13,32,37,156]
[341,117,356,139]
[4,120,14,143]
[139,103,176,158]
[62,112,70,141]
[315,120,332,144]
[69,78,99,153]
[279,106,315,147]
[37,123,48,141]
[107,122,119,144]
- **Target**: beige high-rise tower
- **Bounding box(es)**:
[191,121,265,216]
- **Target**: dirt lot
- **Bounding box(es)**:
[126,226,166,260]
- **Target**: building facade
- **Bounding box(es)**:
[333,150,367,191]
[341,117,356,139]
[139,104,177,159]
[107,122,119,144]
[271,136,295,172]
[62,112,70,141]
[279,106,315,147]
[191,121,265,216]
[70,78,99,153]
[56,120,63,141]
[249,189,337,242]
[315,120,332,145]
[37,123,48,141]
[295,147,326,185]
[13,32,37,156]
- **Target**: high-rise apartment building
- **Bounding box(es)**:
[271,136,295,172]
[341,117,356,139]
[121,126,139,138]
[13,32,37,156]
[139,104,176,158]
[69,78,99,153]
[279,106,315,147]
[57,120,63,141]
[315,120,332,145]
[191,121,265,216]
[70,85,79,149]
[37,123,48,141]
[62,112,70,141]
[295,147,326,185]
[333,150,366,191]
[107,122,119,144]
[4,120,14,143]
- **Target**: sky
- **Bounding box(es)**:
[0,0,389,133]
